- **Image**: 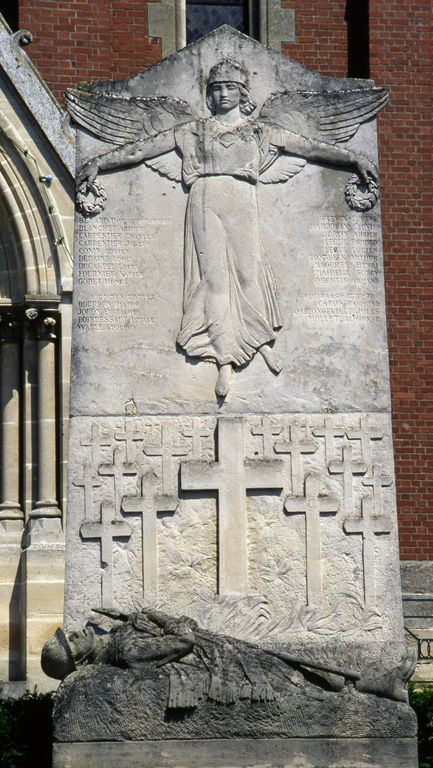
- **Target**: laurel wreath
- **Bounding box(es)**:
[75,178,107,216]
[75,172,378,217]
[345,174,379,212]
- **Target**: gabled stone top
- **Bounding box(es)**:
[82,24,375,101]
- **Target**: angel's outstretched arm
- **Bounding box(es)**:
[282,130,377,184]
[76,127,177,190]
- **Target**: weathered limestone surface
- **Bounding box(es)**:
[61,25,416,765]
[53,739,418,768]
[67,27,389,418]
[66,412,403,651]
[53,663,416,742]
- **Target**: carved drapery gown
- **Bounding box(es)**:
[175,118,283,366]
[68,66,387,373]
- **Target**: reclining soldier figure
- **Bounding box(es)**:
[41,607,415,709]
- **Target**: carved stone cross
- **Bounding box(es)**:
[114,419,145,463]
[181,416,284,595]
[362,464,393,516]
[80,501,132,607]
[143,424,190,495]
[284,473,339,606]
[345,416,384,468]
[251,415,282,460]
[182,418,211,460]
[274,424,318,495]
[80,422,112,467]
[98,447,137,518]
[312,416,345,465]
[328,443,367,515]
[122,472,178,598]
[73,461,102,521]
[343,493,392,609]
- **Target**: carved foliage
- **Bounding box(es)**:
[246,413,395,635]
[75,416,216,606]
[74,413,395,638]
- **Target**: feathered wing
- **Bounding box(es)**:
[257,86,387,185]
[259,87,388,145]
[65,87,192,182]
[65,88,193,144]
[144,150,183,182]
[259,155,306,184]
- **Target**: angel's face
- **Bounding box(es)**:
[209,82,241,114]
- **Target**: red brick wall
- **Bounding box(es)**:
[16,1,432,559]
[369,1,433,560]
[282,5,433,560]
[19,0,162,102]
[281,0,349,78]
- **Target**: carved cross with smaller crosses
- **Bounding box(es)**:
[122,472,178,598]
[251,415,282,460]
[114,420,146,463]
[182,418,212,460]
[80,501,132,607]
[345,416,384,469]
[362,464,393,516]
[98,447,137,519]
[274,424,318,496]
[328,443,367,516]
[343,493,392,609]
[312,416,345,465]
[73,461,102,522]
[143,424,190,495]
[80,423,112,467]
[284,473,339,606]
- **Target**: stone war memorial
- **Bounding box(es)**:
[42,26,418,768]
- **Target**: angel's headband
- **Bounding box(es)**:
[207,59,249,89]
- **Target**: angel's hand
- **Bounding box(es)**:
[76,159,99,192]
[354,155,378,185]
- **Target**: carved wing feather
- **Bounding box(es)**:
[259,154,306,184]
[144,150,183,183]
[65,91,146,143]
[260,87,388,145]
[65,89,193,145]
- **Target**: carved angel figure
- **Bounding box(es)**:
[68,59,387,397]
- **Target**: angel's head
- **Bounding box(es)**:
[206,59,256,116]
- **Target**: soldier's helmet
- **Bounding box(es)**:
[41,628,77,680]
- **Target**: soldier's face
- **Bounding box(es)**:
[68,626,96,661]
[210,82,241,114]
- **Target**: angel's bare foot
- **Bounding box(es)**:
[259,344,282,374]
[215,364,232,397]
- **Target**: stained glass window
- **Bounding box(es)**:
[186,0,249,45]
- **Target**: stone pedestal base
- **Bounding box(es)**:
[53,737,418,768]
